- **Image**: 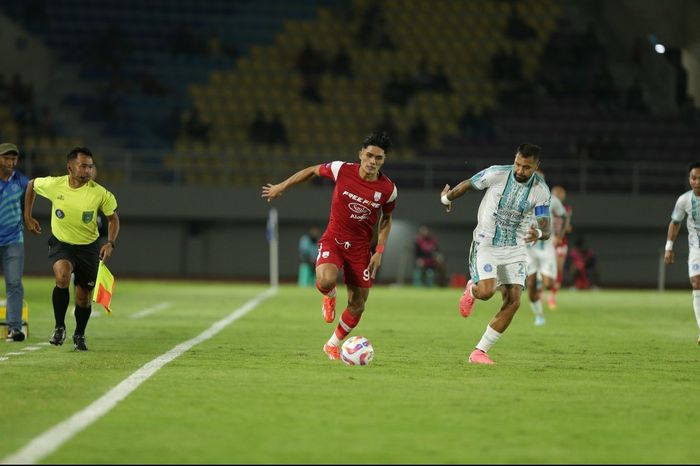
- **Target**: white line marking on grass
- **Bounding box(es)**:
[23,346,43,351]
[1,287,277,465]
[129,302,173,319]
[5,352,24,356]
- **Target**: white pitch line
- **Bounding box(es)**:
[129,302,173,319]
[1,287,277,465]
[23,346,43,351]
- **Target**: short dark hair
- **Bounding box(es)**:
[516,143,541,159]
[688,162,700,173]
[67,147,93,161]
[363,131,392,153]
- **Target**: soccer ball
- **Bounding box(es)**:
[340,336,374,366]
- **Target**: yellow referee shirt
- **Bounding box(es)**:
[33,175,117,245]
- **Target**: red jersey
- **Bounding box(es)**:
[553,203,573,247]
[319,161,397,245]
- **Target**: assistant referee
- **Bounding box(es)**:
[24,147,120,351]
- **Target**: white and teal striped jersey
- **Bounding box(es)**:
[671,190,700,248]
[470,165,551,247]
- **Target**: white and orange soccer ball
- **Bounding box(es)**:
[340,336,374,366]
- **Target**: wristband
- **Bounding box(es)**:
[441,194,451,206]
[665,240,673,252]
[535,228,543,239]
[375,244,385,253]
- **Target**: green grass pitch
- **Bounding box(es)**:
[1,278,699,464]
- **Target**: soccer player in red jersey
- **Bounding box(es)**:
[261,132,397,360]
[549,185,573,309]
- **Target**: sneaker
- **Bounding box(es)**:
[534,315,546,326]
[547,292,557,310]
[49,326,66,346]
[73,334,88,351]
[459,279,476,317]
[6,329,25,342]
[468,349,494,365]
[322,295,336,323]
[323,343,340,360]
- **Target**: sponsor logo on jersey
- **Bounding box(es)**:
[342,190,381,209]
[374,191,381,201]
[55,209,65,219]
[82,211,94,223]
[484,264,493,272]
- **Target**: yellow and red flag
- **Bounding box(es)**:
[93,261,115,315]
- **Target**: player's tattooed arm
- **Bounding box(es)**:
[525,215,551,243]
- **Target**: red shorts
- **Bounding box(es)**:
[316,234,374,288]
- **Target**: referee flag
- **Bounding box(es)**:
[94,261,115,315]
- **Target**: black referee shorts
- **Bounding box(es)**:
[47,235,101,289]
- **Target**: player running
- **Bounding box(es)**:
[440,143,551,364]
[262,132,397,360]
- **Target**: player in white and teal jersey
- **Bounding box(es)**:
[664,161,700,345]
[440,143,551,364]
[526,179,568,326]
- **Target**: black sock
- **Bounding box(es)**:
[74,305,91,336]
[52,286,70,328]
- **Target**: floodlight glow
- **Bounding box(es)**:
[655,44,665,54]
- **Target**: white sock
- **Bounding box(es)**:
[693,290,700,330]
[475,325,502,353]
[327,287,337,298]
[327,333,341,347]
[530,300,544,317]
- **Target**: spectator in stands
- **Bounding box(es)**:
[296,41,326,79]
[413,225,446,287]
[184,107,210,143]
[355,3,394,50]
[140,73,167,96]
[249,111,268,144]
[680,97,700,128]
[458,108,496,144]
[268,114,289,147]
[0,74,8,105]
[375,113,401,149]
[568,237,598,290]
[330,46,352,78]
[407,116,429,151]
[505,9,536,41]
[37,106,57,141]
[429,64,452,94]
[383,72,413,107]
[592,64,620,112]
[300,75,323,103]
[625,78,648,114]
